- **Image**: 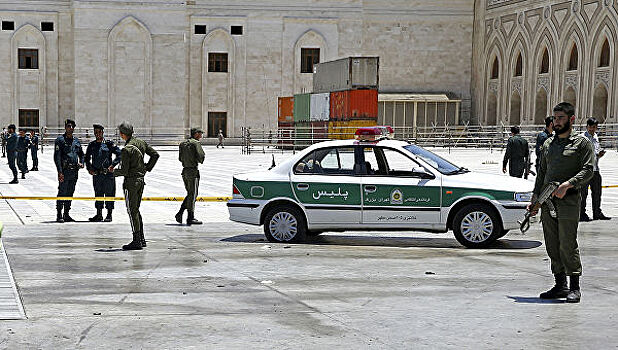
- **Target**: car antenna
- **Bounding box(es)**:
[268,154,276,170]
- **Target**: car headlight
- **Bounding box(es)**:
[514,192,533,202]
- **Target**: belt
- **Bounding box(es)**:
[63,164,80,170]
[93,169,111,175]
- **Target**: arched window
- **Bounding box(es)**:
[514,53,522,77]
[568,44,578,71]
[599,39,610,67]
[491,57,499,79]
[540,48,549,74]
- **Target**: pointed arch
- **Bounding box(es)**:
[533,27,556,74]
[589,17,617,69]
[559,21,586,72]
[508,33,529,78]
[599,38,610,67]
[592,84,608,123]
[514,52,523,77]
[568,43,579,71]
[491,55,499,79]
[540,48,550,74]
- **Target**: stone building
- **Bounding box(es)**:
[473,0,618,126]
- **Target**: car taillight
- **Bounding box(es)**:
[233,185,241,195]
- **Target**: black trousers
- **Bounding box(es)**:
[7,151,17,177]
[509,161,525,178]
[57,169,79,211]
[581,171,602,217]
[30,148,38,168]
[17,150,28,173]
[93,173,116,210]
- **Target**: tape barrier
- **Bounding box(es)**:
[0,196,232,202]
[602,185,618,188]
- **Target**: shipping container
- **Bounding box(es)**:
[293,93,311,123]
[330,89,378,121]
[278,96,294,123]
[277,121,295,146]
[310,93,330,121]
[313,57,379,93]
[328,119,377,140]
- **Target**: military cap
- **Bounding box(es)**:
[118,121,134,135]
[7,124,16,130]
[64,119,76,127]
[93,123,104,130]
[190,127,204,136]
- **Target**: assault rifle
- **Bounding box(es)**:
[519,181,560,233]
[524,149,536,179]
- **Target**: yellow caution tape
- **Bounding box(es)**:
[602,185,618,189]
[0,196,232,202]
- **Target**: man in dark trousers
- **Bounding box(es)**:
[535,117,553,174]
[1,128,7,158]
[29,129,39,171]
[5,124,18,184]
[85,124,122,222]
[529,102,594,303]
[580,117,611,222]
[110,122,159,250]
[16,128,30,179]
[54,119,85,223]
[176,127,205,225]
[502,126,529,178]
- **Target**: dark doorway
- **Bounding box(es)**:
[208,112,227,138]
[19,109,39,128]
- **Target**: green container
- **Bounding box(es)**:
[293,93,311,123]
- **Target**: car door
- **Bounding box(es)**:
[290,146,362,224]
[360,146,441,225]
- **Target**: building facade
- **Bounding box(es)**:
[473,0,618,126]
[0,0,475,137]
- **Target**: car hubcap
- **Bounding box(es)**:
[269,212,298,241]
[461,211,493,243]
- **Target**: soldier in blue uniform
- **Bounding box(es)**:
[5,124,18,184]
[54,119,84,223]
[29,130,39,171]
[16,128,30,179]
[85,124,121,222]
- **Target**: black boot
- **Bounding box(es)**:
[539,273,569,299]
[63,209,75,222]
[175,207,184,224]
[21,173,25,179]
[56,209,64,223]
[186,211,202,225]
[104,209,113,222]
[122,232,143,251]
[9,176,18,184]
[89,209,103,222]
[140,232,147,247]
[566,275,581,303]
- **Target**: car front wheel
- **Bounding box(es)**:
[263,205,307,243]
[452,203,502,248]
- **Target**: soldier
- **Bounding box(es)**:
[175,127,205,225]
[29,130,39,171]
[16,128,30,179]
[502,126,529,178]
[54,119,85,223]
[529,102,594,303]
[85,124,122,222]
[535,117,553,173]
[580,117,611,222]
[109,122,159,250]
[5,124,18,184]
[1,127,7,158]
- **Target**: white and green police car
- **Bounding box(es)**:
[227,129,533,248]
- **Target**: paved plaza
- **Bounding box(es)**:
[0,145,617,348]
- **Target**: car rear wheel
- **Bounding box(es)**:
[452,203,502,248]
[263,205,307,243]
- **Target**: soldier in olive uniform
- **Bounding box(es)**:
[29,130,39,171]
[535,117,553,173]
[175,127,205,225]
[110,122,159,250]
[16,128,30,179]
[529,102,594,303]
[54,119,85,223]
[5,124,18,184]
[502,126,529,178]
[85,124,122,222]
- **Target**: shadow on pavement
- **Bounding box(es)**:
[507,296,565,304]
[222,234,542,249]
[94,248,125,252]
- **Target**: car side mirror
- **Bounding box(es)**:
[412,167,434,179]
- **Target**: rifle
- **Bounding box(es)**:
[519,181,560,233]
[524,149,536,179]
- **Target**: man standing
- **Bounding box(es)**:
[1,128,7,158]
[529,102,594,303]
[502,126,529,178]
[216,129,225,148]
[110,122,159,250]
[535,116,553,173]
[29,130,39,171]
[54,119,84,223]
[5,125,18,184]
[175,127,205,225]
[85,124,122,222]
[16,128,30,179]
[580,118,611,222]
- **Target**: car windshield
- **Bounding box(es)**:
[403,145,466,175]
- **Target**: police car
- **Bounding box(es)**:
[227,127,533,248]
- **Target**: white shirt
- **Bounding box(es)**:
[583,131,601,171]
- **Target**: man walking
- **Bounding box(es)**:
[216,129,225,148]
[535,116,553,173]
[110,122,159,250]
[16,128,30,179]
[1,128,7,158]
[54,119,84,223]
[5,125,18,184]
[529,102,594,303]
[85,124,122,222]
[502,126,529,178]
[29,129,39,171]
[580,117,610,222]
[175,127,205,225]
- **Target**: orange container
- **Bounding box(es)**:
[278,97,294,123]
[330,89,378,121]
[328,119,377,140]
